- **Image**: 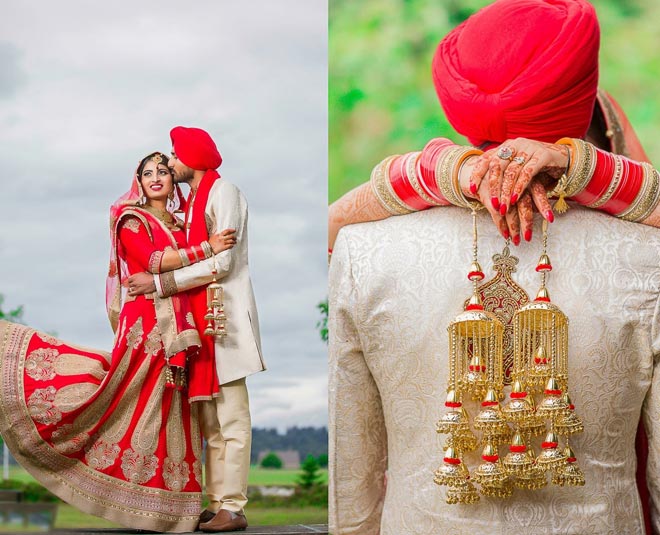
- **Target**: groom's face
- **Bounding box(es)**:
[168,150,194,183]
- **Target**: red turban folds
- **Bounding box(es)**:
[170,126,222,171]
[432,0,600,146]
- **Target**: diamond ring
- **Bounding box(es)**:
[497,146,514,160]
[512,156,526,165]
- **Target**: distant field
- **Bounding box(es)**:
[7,465,328,487]
[249,466,328,486]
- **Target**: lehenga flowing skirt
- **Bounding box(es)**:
[0,309,203,533]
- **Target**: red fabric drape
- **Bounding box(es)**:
[184,170,221,400]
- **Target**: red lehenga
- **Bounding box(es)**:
[0,181,204,532]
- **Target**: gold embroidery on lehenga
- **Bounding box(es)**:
[190,403,203,485]
[98,353,151,445]
[186,312,195,327]
[53,319,142,443]
[126,318,144,350]
[163,458,190,492]
[51,424,90,454]
[144,324,162,357]
[132,368,164,455]
[120,449,159,484]
[25,348,59,381]
[54,354,107,380]
[0,322,202,529]
[27,386,62,425]
[120,364,165,484]
[38,333,63,346]
[54,383,98,413]
[163,389,189,491]
[85,440,121,471]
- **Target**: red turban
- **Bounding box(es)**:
[170,126,222,170]
[432,0,600,146]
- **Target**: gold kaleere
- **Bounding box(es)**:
[435,216,585,503]
[203,266,228,338]
[551,445,586,487]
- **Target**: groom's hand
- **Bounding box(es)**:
[126,272,156,296]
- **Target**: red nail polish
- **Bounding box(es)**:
[503,229,510,240]
[546,210,555,223]
[491,197,500,210]
[513,234,521,246]
[499,204,507,216]
[510,193,518,204]
[470,182,477,195]
[524,229,532,241]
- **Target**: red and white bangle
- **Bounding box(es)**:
[555,138,660,222]
[370,138,480,215]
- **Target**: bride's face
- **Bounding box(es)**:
[140,161,174,203]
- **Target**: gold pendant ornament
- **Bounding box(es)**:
[435,217,585,503]
[203,266,228,338]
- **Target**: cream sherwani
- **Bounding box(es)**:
[156,178,265,513]
[329,206,660,535]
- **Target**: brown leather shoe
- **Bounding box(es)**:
[199,509,248,532]
[197,509,217,530]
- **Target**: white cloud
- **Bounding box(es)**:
[0,0,328,429]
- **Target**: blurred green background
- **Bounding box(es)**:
[329,0,660,202]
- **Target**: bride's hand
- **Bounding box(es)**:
[209,228,237,254]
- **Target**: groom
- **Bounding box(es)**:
[128,126,265,532]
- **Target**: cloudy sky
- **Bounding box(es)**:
[0,0,328,430]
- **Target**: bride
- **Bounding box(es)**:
[0,152,235,532]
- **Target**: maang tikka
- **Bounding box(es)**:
[434,215,584,504]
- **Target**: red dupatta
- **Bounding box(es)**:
[183,169,222,401]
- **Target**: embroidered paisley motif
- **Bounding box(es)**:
[25,348,59,381]
[27,386,62,425]
[121,449,159,484]
[163,459,190,492]
[85,440,121,471]
[144,324,162,357]
[51,424,89,454]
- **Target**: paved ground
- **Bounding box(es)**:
[7,525,329,535]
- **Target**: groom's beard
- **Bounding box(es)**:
[171,167,194,184]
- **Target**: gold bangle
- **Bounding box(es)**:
[553,138,596,199]
[618,163,660,222]
[436,146,483,209]
[201,240,213,259]
[370,155,414,215]
[178,249,191,267]
[453,149,483,210]
[406,151,442,207]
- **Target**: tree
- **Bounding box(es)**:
[317,453,328,468]
[296,454,322,490]
[317,299,328,343]
[260,452,283,469]
[0,294,24,324]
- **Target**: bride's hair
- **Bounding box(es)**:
[136,152,171,178]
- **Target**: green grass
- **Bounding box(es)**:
[248,466,328,486]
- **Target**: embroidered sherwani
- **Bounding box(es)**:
[329,206,660,535]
